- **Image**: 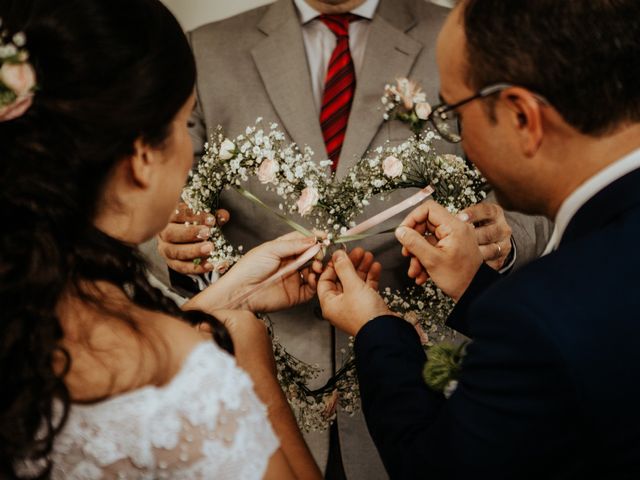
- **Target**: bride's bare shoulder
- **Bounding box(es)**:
[58,292,210,402]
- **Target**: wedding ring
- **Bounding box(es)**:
[496,243,502,257]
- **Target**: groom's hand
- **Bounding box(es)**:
[395,200,483,302]
[157,202,230,275]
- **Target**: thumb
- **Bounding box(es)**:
[268,236,317,259]
[395,226,439,266]
[332,250,365,291]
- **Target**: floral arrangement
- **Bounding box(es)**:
[0,21,36,122]
[381,78,433,136]
[182,118,487,431]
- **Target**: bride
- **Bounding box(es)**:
[0,0,379,478]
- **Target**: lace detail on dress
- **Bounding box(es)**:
[39,342,278,479]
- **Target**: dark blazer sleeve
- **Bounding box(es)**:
[355,296,572,479]
[446,264,502,336]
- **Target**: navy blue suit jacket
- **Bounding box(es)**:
[355,167,640,479]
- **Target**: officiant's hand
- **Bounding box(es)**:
[318,248,395,336]
[396,200,483,301]
[458,202,512,270]
[157,202,230,275]
[187,232,323,314]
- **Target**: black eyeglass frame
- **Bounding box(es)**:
[426,82,549,143]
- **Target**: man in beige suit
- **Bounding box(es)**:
[149,0,552,478]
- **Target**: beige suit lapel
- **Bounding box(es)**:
[336,0,423,178]
[251,0,326,161]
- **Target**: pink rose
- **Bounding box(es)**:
[415,102,432,120]
[0,95,33,122]
[0,62,36,97]
[322,390,340,420]
[396,78,425,111]
[296,186,319,216]
[382,155,403,178]
[257,158,279,184]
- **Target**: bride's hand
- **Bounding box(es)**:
[187,232,324,314]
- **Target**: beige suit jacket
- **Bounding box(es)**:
[144,0,552,477]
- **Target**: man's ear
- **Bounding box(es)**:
[129,138,157,188]
[500,87,544,157]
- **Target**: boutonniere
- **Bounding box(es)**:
[423,341,469,399]
[381,77,432,136]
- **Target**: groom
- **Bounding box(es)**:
[318,0,640,478]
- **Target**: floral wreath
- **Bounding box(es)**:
[182,80,486,432]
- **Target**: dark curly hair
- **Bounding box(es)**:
[0,0,231,477]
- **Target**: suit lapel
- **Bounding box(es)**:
[336,0,423,178]
[251,0,326,161]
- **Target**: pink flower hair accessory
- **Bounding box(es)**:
[0,24,37,122]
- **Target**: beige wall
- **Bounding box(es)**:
[160,0,454,31]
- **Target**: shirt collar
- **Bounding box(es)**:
[293,0,379,24]
[543,146,640,254]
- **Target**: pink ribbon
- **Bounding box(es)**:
[221,186,434,309]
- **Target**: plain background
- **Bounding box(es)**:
[160,0,455,31]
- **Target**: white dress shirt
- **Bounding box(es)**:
[293,0,380,112]
[543,147,640,254]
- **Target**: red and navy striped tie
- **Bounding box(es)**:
[319,14,360,172]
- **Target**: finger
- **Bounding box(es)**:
[459,202,499,225]
[214,208,230,227]
[408,256,425,279]
[473,222,508,246]
[317,264,340,302]
[311,259,324,274]
[166,259,214,275]
[332,250,365,291]
[159,222,213,243]
[479,241,505,262]
[265,236,317,259]
[415,270,430,285]
[395,226,441,269]
[356,251,375,281]
[400,199,456,232]
[366,261,382,290]
[159,239,214,262]
[347,247,366,270]
[172,203,218,226]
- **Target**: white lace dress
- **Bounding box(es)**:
[28,342,279,479]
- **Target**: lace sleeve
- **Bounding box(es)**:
[48,343,280,480]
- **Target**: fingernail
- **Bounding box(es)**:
[439,224,452,235]
[200,243,213,254]
[205,215,216,226]
[457,213,470,222]
[395,226,407,240]
[216,213,226,224]
[197,227,211,240]
[204,262,214,271]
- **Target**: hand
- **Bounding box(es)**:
[157,202,230,275]
[395,200,483,301]
[457,202,512,270]
[317,248,392,336]
[188,233,323,314]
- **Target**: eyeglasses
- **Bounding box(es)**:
[426,83,548,143]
